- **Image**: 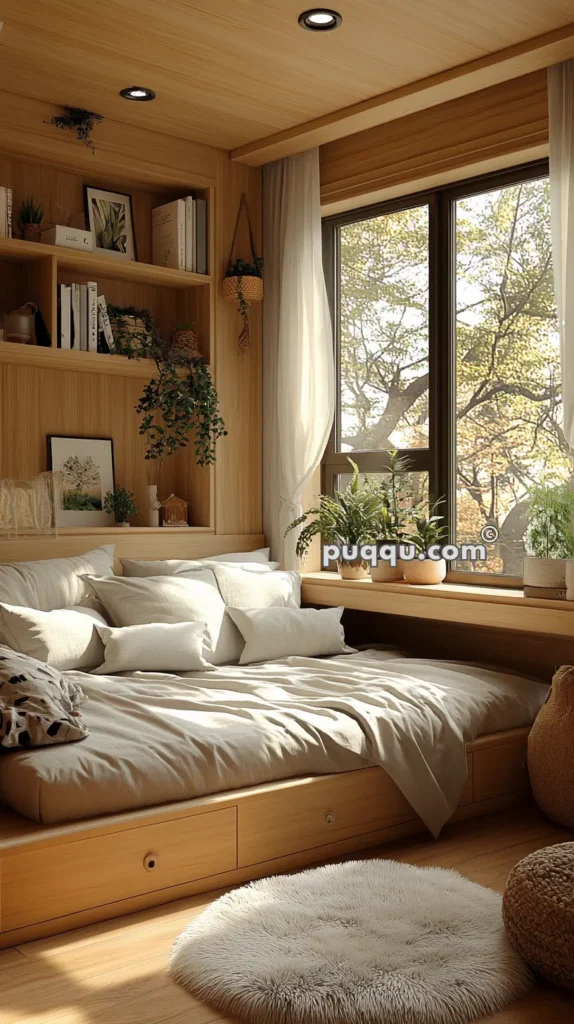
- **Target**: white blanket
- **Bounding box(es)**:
[0,651,547,832]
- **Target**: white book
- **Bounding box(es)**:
[87,281,98,352]
[79,284,88,351]
[71,283,81,350]
[59,284,72,349]
[152,199,185,270]
[195,197,208,275]
[97,295,115,354]
[185,196,196,272]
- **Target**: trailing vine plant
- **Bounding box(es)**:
[107,306,227,467]
[46,107,104,153]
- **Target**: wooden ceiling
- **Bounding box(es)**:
[0,0,573,153]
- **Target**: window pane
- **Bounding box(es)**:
[455,177,571,575]
[338,205,429,452]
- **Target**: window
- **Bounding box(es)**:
[323,162,570,580]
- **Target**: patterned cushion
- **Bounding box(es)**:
[0,646,88,749]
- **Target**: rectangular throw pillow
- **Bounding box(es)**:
[93,621,211,675]
[121,557,278,578]
[209,564,301,609]
[0,545,114,611]
[0,604,107,671]
[0,646,88,748]
[200,547,271,563]
[227,606,354,665]
[83,572,242,665]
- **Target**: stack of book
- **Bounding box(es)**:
[0,186,13,238]
[57,283,114,353]
[152,196,207,273]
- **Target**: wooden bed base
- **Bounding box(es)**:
[0,726,531,948]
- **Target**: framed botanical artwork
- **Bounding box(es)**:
[84,186,137,261]
[48,436,115,527]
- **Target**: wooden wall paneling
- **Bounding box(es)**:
[0,534,267,568]
[213,154,262,536]
[320,71,549,210]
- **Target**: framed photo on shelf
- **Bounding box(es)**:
[84,186,136,261]
[48,435,115,527]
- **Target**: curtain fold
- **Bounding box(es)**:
[263,149,334,567]
[549,60,574,451]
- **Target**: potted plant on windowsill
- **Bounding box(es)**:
[103,486,138,527]
[523,482,574,597]
[368,451,419,582]
[285,459,380,579]
[402,502,448,585]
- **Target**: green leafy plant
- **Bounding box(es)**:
[524,482,574,559]
[17,197,44,232]
[62,490,97,511]
[409,500,448,553]
[109,307,226,467]
[46,107,104,152]
[368,451,421,541]
[103,486,138,523]
[285,458,381,559]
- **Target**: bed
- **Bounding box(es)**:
[0,536,549,948]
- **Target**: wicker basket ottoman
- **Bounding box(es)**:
[503,843,574,991]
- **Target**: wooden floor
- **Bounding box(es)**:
[2,807,573,1023]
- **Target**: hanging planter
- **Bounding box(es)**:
[223,193,263,351]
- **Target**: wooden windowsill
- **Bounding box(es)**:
[301,571,574,637]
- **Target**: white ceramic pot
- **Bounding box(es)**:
[338,559,369,580]
[523,556,566,589]
[116,521,131,528]
[370,559,406,582]
[403,558,447,585]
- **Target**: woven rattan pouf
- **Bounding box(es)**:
[503,843,574,991]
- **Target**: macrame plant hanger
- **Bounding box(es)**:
[222,192,263,351]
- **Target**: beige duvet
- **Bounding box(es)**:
[0,650,547,835]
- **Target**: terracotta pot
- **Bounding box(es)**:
[528,665,574,828]
[370,559,406,582]
[23,223,42,243]
[523,555,566,590]
[338,558,369,580]
[402,558,447,585]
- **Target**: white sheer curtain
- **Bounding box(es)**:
[549,59,574,451]
[262,148,334,567]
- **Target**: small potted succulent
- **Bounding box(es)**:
[523,482,574,595]
[285,459,380,579]
[103,486,138,527]
[402,502,448,585]
[369,451,418,582]
[18,198,44,242]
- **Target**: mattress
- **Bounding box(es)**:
[0,650,547,834]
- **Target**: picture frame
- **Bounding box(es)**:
[84,186,137,261]
[47,435,115,527]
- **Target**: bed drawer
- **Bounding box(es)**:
[238,768,417,867]
[1,807,237,932]
[473,739,529,802]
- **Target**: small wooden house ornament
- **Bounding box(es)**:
[160,493,188,527]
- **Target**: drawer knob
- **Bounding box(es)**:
[143,852,158,872]
[325,812,335,826]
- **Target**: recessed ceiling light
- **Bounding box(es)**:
[120,86,156,101]
[298,9,342,31]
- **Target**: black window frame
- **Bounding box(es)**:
[322,158,551,585]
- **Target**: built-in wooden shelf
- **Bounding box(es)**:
[0,236,211,289]
[0,340,157,379]
[54,527,214,535]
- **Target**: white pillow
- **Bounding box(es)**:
[0,545,114,611]
[227,606,354,665]
[0,603,106,671]
[93,621,211,674]
[210,564,301,609]
[120,557,278,577]
[83,572,242,665]
[200,547,271,563]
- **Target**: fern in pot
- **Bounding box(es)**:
[285,459,380,579]
[523,482,574,595]
[402,502,448,585]
[368,451,420,582]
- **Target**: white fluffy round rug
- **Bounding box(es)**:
[169,858,531,1024]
